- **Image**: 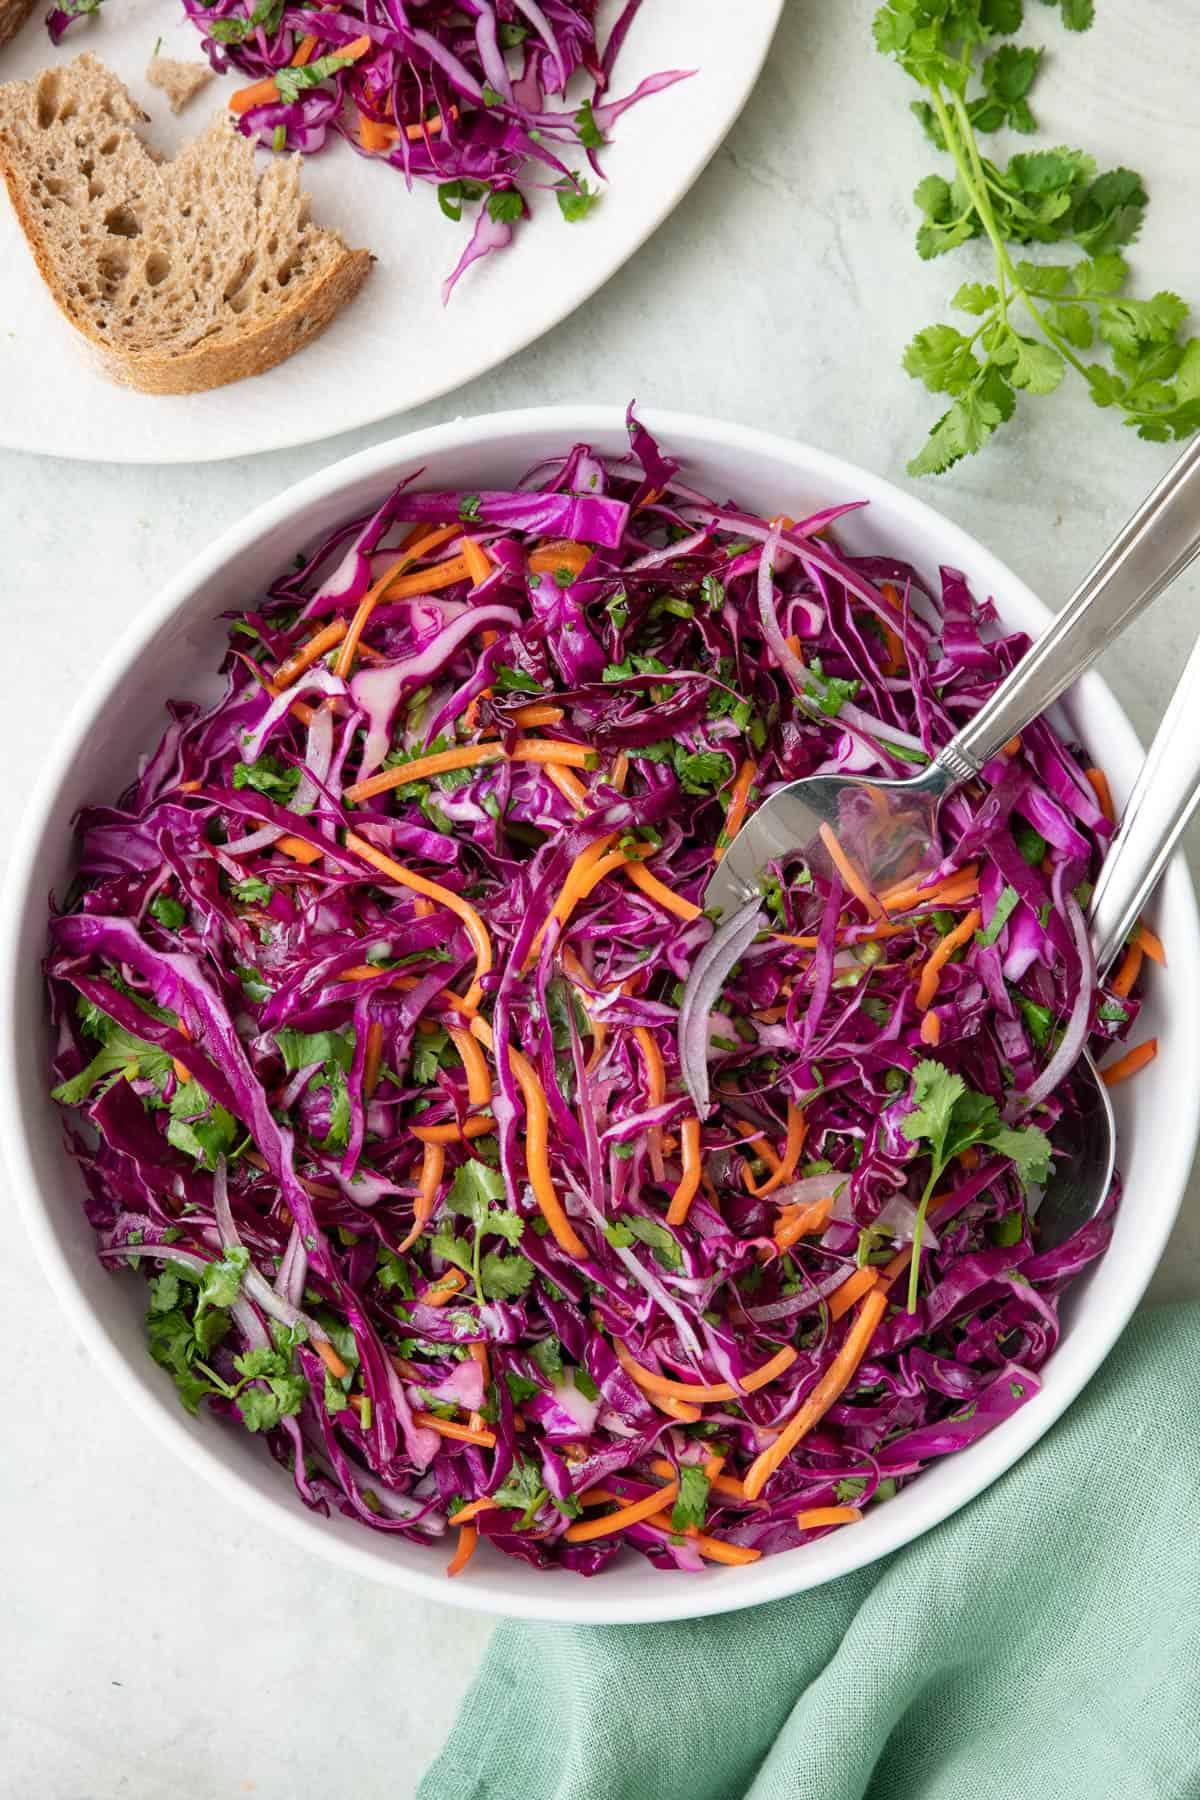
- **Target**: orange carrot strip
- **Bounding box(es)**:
[525,834,624,969]
[615,1338,796,1405]
[460,537,491,585]
[623,859,703,922]
[446,1525,478,1576]
[229,33,370,113]
[409,1114,496,1145]
[528,539,591,579]
[878,582,906,675]
[405,104,457,141]
[879,864,979,912]
[272,619,348,689]
[313,1338,348,1380]
[359,112,397,151]
[545,763,589,811]
[508,1046,586,1259]
[796,1505,862,1529]
[920,1010,942,1046]
[398,1142,441,1251]
[915,908,982,1011]
[344,737,593,805]
[1110,942,1143,1000]
[414,1411,497,1448]
[772,1195,834,1254]
[1134,922,1166,965]
[564,1481,679,1543]
[362,1019,385,1097]
[422,1266,467,1307]
[448,1025,492,1107]
[467,1339,491,1433]
[291,33,318,64]
[648,1456,749,1504]
[276,835,324,865]
[827,1265,878,1322]
[641,1512,762,1563]
[611,752,630,793]
[1086,766,1115,824]
[819,823,883,919]
[510,702,564,728]
[714,758,757,863]
[743,1289,888,1500]
[666,1116,703,1226]
[633,1026,666,1109]
[335,528,464,679]
[1101,1039,1158,1087]
[749,1102,807,1198]
[344,830,492,1011]
[1002,735,1022,758]
[649,1393,703,1423]
[449,1497,496,1527]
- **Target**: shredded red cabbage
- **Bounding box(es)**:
[47,410,1137,1575]
[47,0,690,300]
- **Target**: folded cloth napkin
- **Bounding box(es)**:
[420,1301,1200,1800]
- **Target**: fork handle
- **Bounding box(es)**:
[935,434,1200,780]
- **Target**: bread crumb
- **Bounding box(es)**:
[145,55,214,115]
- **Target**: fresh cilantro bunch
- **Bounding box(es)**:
[874,0,1200,472]
[900,1059,1052,1310]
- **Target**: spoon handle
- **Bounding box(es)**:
[935,434,1200,781]
[1088,634,1200,979]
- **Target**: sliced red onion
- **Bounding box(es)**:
[678,898,764,1116]
[756,524,807,694]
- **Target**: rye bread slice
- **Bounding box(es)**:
[0,55,372,395]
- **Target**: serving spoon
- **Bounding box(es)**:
[706,433,1200,923]
[1036,631,1200,1247]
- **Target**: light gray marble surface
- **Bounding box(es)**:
[3,4,1198,1796]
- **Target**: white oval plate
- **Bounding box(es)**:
[4,407,1198,1625]
[0,1,782,463]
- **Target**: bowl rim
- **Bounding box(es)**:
[4,403,1197,1626]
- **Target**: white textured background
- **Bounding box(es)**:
[2,3,1198,1796]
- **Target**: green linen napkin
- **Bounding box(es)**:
[421,1301,1200,1800]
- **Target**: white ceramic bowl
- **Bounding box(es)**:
[4,408,1197,1626]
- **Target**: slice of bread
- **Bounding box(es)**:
[145,55,214,116]
[0,0,36,50]
[0,55,372,395]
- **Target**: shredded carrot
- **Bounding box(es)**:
[878,582,906,675]
[272,619,348,689]
[422,1266,467,1307]
[879,864,979,913]
[276,834,324,865]
[446,1523,479,1576]
[611,752,630,793]
[772,1195,834,1254]
[460,537,492,586]
[313,1338,349,1380]
[405,104,457,141]
[414,1411,497,1448]
[615,1338,796,1405]
[510,702,565,728]
[362,1019,385,1098]
[359,112,397,152]
[649,1393,704,1423]
[648,1456,748,1504]
[641,1513,763,1563]
[915,908,982,1011]
[1110,942,1143,1000]
[633,1026,666,1109]
[1101,1038,1158,1087]
[344,830,492,1011]
[1002,735,1022,758]
[449,1497,496,1527]
[1134,922,1166,965]
[401,1144,446,1252]
[714,758,757,863]
[335,529,467,680]
[528,539,592,580]
[958,1146,980,1171]
[525,836,630,969]
[796,1505,862,1529]
[467,1340,491,1434]
[509,1046,586,1258]
[703,1452,726,1481]
[1085,766,1115,824]
[410,1114,496,1144]
[344,736,594,805]
[565,1480,679,1543]
[623,858,703,922]
[819,823,883,919]
[545,762,589,811]
[229,33,370,113]
[665,1116,703,1226]
[743,1289,888,1501]
[749,1102,807,1198]
[827,1264,879,1322]
[291,33,318,64]
[920,1010,942,1046]
[448,1024,492,1107]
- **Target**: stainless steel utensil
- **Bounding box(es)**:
[707,434,1200,922]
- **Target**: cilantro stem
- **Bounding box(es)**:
[906,1167,940,1315]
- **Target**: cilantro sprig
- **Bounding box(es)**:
[875,1,1199,471]
[899,1059,1051,1310]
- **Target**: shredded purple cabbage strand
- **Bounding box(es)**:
[47,409,1136,1576]
[47,0,690,302]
